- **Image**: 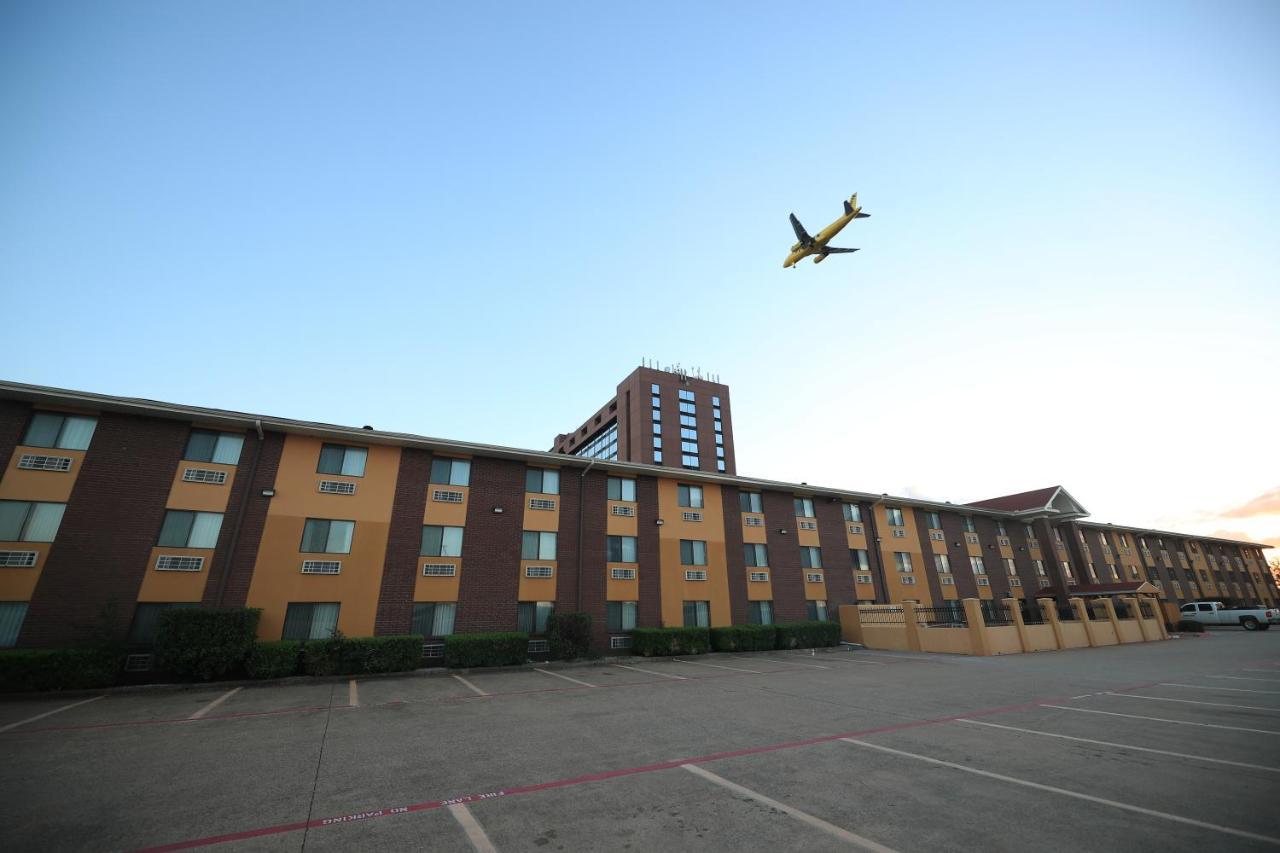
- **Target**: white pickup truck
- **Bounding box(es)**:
[1179,601,1279,631]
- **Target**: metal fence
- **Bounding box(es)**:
[859,606,906,625]
[1056,605,1078,621]
[915,605,967,628]
[1019,602,1047,625]
[980,601,1014,627]
[1113,600,1133,620]
[1139,600,1155,620]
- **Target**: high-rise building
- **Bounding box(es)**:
[551,365,735,475]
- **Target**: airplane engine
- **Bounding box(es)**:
[813,254,827,264]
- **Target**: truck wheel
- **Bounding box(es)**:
[1241,617,1259,631]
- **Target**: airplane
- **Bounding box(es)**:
[783,193,869,267]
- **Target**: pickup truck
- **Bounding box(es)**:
[1179,601,1280,630]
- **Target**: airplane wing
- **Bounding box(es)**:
[789,214,813,245]
[820,247,860,254]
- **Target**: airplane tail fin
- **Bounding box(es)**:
[844,193,870,218]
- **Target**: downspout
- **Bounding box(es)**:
[865,496,891,604]
[215,419,264,607]
[576,458,597,611]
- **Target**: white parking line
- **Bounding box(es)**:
[821,657,887,667]
[1213,675,1280,683]
[957,719,1280,773]
[840,738,1280,846]
[348,679,359,707]
[189,687,241,720]
[1103,692,1280,712]
[448,802,498,852]
[452,674,489,697]
[754,658,830,669]
[0,695,104,733]
[612,663,686,680]
[1160,682,1280,695]
[1041,704,1280,735]
[682,763,898,852]
[1243,668,1280,673]
[673,658,762,673]
[534,668,597,688]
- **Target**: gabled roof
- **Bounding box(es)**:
[965,485,1089,518]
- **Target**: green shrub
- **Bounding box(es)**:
[302,635,424,676]
[444,632,529,668]
[630,627,710,656]
[710,624,777,652]
[247,641,301,679]
[0,649,119,692]
[547,612,593,661]
[153,608,261,681]
[1175,619,1205,633]
[774,621,841,649]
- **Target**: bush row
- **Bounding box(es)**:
[444,632,529,668]
[631,622,842,657]
[0,649,120,692]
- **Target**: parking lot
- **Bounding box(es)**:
[2,631,1278,852]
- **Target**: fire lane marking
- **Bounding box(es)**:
[682,763,898,851]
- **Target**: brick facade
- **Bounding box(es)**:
[455,457,525,633]
[762,490,808,622]
[205,431,286,608]
[372,447,433,635]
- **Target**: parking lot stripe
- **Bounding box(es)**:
[448,803,498,852]
[1212,675,1280,683]
[349,679,359,707]
[189,687,242,720]
[1041,704,1280,734]
[674,658,762,673]
[0,694,104,733]
[839,738,1280,846]
[1159,682,1280,695]
[1103,692,1280,712]
[1243,668,1280,673]
[754,657,829,669]
[452,675,489,697]
[821,656,887,666]
[682,763,898,851]
[534,668,597,688]
[612,663,687,680]
[957,719,1280,773]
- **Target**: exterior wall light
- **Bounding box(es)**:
[261,489,275,497]
[655,519,665,526]
[492,507,504,514]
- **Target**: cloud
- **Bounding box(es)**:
[1222,487,1280,518]
[1206,529,1279,549]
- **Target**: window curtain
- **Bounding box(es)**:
[211,434,244,465]
[188,513,223,549]
[24,503,66,542]
[309,604,340,639]
[58,416,97,450]
[0,603,28,646]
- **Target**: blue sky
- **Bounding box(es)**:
[3,2,1278,554]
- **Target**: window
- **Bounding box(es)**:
[522,531,557,561]
[317,444,367,477]
[744,543,769,567]
[411,602,456,636]
[800,546,822,569]
[22,412,97,451]
[651,410,661,423]
[607,477,637,502]
[748,600,773,625]
[1061,561,1074,578]
[127,602,198,645]
[282,603,340,641]
[886,507,904,526]
[429,458,471,487]
[806,600,828,621]
[678,401,696,415]
[960,517,975,534]
[653,437,663,449]
[740,492,763,513]
[970,556,986,575]
[851,548,869,570]
[526,468,560,495]
[682,601,710,627]
[679,539,707,566]
[653,450,663,464]
[996,522,1007,536]
[1034,559,1047,576]
[717,460,726,473]
[678,484,704,508]
[183,429,244,465]
[894,552,913,573]
[924,512,941,530]
[0,602,28,646]
[794,498,815,518]
[681,455,699,468]
[714,420,723,433]
[0,501,66,543]
[607,535,637,563]
[607,601,638,632]
[678,389,695,402]
[420,525,464,557]
[934,554,951,573]
[680,428,698,440]
[679,415,697,428]
[843,504,862,523]
[157,510,224,549]
[518,602,555,634]
[294,518,352,554]
[1004,558,1017,575]
[715,433,724,445]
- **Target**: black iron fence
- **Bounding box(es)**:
[1057,605,1078,621]
[1139,600,1156,620]
[1113,600,1133,620]
[859,606,905,625]
[1020,602,1047,625]
[980,600,1014,626]
[915,605,967,628]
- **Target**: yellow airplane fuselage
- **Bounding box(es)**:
[782,194,867,267]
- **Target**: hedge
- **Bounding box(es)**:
[775,621,841,649]
[0,649,119,692]
[153,608,261,681]
[444,632,529,668]
[1174,619,1206,634]
[547,612,593,661]
[710,624,777,652]
[630,627,710,656]
[302,635,424,676]
[247,641,302,679]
